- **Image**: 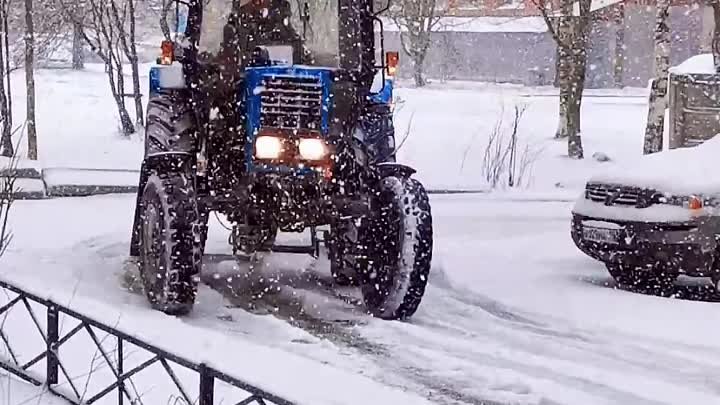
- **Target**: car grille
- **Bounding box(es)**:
[260,75,323,131]
[585,183,656,207]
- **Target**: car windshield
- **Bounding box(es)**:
[198,0,347,68]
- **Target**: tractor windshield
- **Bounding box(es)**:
[289,0,341,67]
[198,0,356,69]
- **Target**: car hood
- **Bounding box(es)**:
[588,136,720,197]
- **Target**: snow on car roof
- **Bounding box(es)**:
[588,135,720,196]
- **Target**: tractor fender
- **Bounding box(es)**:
[145,91,197,156]
[376,162,417,179]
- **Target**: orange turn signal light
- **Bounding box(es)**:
[386,51,399,77]
[160,40,174,65]
[688,196,703,210]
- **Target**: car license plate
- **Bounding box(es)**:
[582,226,620,244]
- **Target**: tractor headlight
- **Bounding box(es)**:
[255,136,283,159]
[298,138,328,160]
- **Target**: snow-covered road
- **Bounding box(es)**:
[3,193,720,405]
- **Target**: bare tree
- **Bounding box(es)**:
[386,0,455,87]
[0,170,14,259]
[104,0,144,128]
[643,0,671,155]
[2,1,71,70]
[60,0,137,136]
[532,0,590,159]
[158,0,175,41]
[0,119,16,257]
[0,0,13,157]
[25,0,37,160]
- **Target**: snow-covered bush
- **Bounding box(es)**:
[0,116,19,258]
[0,159,15,259]
[463,104,541,190]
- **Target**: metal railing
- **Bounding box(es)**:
[0,279,295,405]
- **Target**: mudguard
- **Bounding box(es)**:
[145,94,197,157]
[376,162,417,179]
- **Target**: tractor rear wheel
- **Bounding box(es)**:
[139,170,202,315]
[358,176,433,320]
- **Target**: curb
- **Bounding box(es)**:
[3,167,489,199]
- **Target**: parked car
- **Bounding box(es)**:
[571,136,720,293]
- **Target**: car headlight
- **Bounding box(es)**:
[660,194,718,210]
[298,138,328,160]
[255,136,282,159]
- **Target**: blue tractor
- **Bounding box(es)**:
[129,0,432,321]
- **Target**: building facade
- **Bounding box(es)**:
[384,0,709,88]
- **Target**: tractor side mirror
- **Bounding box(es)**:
[375,0,391,16]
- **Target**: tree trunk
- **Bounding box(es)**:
[128,0,143,127]
[0,0,12,158]
[567,51,586,159]
[555,13,572,139]
[614,2,626,88]
[556,46,571,139]
[412,52,427,87]
[2,1,11,132]
[643,0,671,155]
[554,0,589,159]
[25,0,37,160]
[107,63,134,136]
[712,2,720,72]
[554,44,561,87]
[72,22,84,70]
[159,0,173,41]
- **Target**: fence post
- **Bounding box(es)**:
[118,338,124,405]
[199,364,214,405]
[46,304,59,385]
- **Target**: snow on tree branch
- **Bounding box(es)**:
[385,0,469,86]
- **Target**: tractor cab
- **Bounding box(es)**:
[152,0,397,98]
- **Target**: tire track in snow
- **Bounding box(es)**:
[199,256,719,405]
[200,256,515,405]
[411,275,720,404]
[57,237,720,405]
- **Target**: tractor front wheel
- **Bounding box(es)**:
[358,176,433,320]
[139,170,202,315]
[326,226,360,287]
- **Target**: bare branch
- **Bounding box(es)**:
[529,0,565,49]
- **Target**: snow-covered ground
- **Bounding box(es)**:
[3,193,720,405]
[4,66,719,404]
[5,65,647,193]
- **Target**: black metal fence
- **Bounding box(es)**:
[0,279,295,405]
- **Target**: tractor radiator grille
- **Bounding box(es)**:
[260,76,323,131]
